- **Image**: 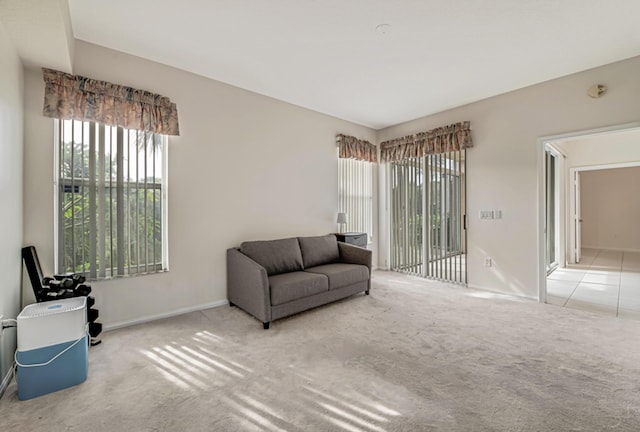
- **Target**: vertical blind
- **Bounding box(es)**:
[424,151,466,284]
[390,151,467,284]
[338,158,374,241]
[389,157,423,275]
[56,119,167,279]
[384,122,471,285]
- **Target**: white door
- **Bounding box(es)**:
[574,171,582,263]
[545,150,559,272]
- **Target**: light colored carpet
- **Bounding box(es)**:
[1,271,640,431]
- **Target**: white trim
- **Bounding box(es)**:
[0,363,15,400]
[53,119,60,273]
[568,168,579,265]
[467,284,538,302]
[537,121,640,305]
[571,160,640,172]
[568,160,640,266]
[581,245,640,254]
[545,142,567,159]
[539,122,640,144]
[103,300,228,331]
[543,146,563,273]
[536,137,546,303]
[162,135,170,271]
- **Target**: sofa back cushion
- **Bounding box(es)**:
[240,238,304,276]
[298,235,340,268]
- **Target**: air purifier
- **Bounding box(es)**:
[16,297,88,400]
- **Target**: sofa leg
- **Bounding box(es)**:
[229,301,235,307]
[365,290,370,295]
[263,322,270,330]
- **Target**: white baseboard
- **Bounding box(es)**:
[103,300,229,332]
[582,245,640,253]
[467,284,538,302]
[0,363,15,400]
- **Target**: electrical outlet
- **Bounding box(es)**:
[484,257,492,267]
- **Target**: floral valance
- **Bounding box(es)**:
[380,121,472,162]
[336,134,377,163]
[42,68,180,136]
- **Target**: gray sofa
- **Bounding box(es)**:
[227,235,372,329]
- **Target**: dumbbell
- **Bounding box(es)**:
[61,278,75,289]
[71,274,86,284]
[87,308,99,323]
[47,279,75,291]
[45,288,71,299]
[74,284,92,296]
[89,322,102,338]
[53,273,85,283]
[35,288,50,301]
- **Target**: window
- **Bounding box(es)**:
[338,157,374,242]
[55,119,168,279]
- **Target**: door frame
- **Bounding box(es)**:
[569,160,640,263]
[544,144,562,273]
[568,168,581,265]
[537,122,640,304]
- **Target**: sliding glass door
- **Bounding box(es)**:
[426,152,466,282]
[390,151,467,284]
[389,158,423,275]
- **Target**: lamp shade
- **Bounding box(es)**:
[336,212,347,224]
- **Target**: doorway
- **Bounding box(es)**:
[539,124,640,318]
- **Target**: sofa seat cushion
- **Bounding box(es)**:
[304,263,369,290]
[241,238,304,276]
[269,271,329,306]
[298,235,340,268]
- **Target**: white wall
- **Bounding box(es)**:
[22,41,377,329]
[581,167,640,252]
[378,56,640,299]
[0,21,24,387]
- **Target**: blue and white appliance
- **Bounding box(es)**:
[16,297,88,400]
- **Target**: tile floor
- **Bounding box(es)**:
[546,248,640,320]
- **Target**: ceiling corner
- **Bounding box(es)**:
[0,0,74,73]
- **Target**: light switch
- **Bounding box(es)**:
[479,210,494,220]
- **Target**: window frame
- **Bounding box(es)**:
[53,119,169,280]
[337,157,374,243]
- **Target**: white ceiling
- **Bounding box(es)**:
[0,0,74,73]
[26,1,640,129]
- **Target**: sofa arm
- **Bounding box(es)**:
[227,248,271,323]
[338,242,372,273]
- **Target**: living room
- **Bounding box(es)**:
[2,1,640,430]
